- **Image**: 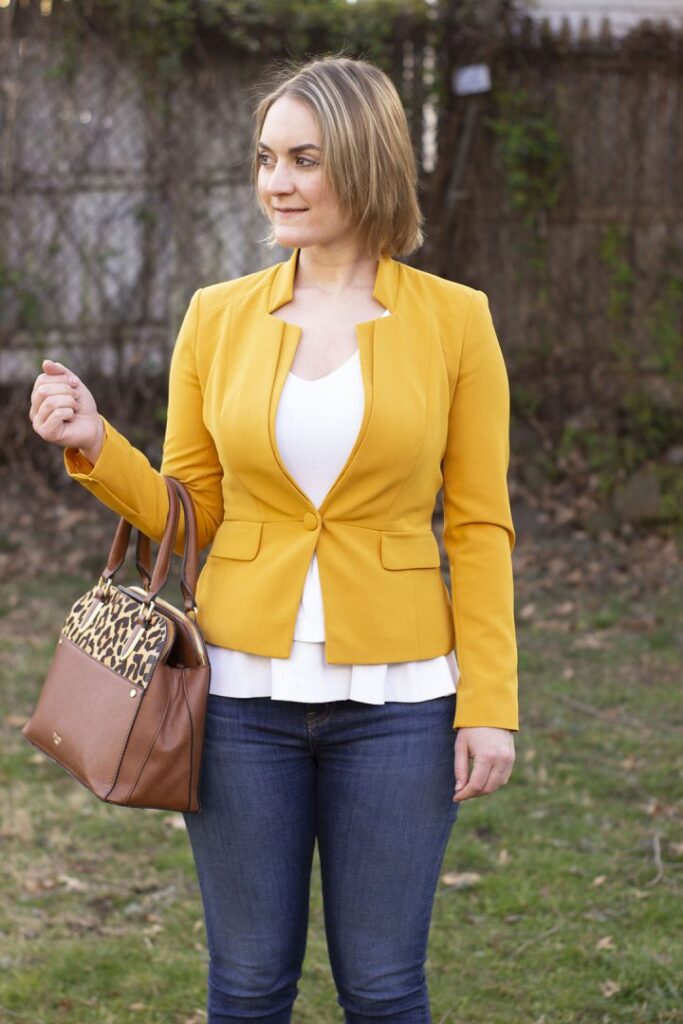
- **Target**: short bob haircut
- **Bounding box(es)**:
[251,54,424,260]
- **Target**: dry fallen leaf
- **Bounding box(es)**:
[599,979,621,998]
[143,923,164,936]
[595,935,615,950]
[4,714,29,728]
[592,875,607,887]
[441,871,482,889]
[163,814,187,830]
[575,632,605,650]
[57,874,89,893]
[23,874,59,893]
[641,798,679,818]
[619,755,639,771]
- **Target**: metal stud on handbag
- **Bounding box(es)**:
[21,476,211,813]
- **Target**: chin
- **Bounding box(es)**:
[272,227,314,249]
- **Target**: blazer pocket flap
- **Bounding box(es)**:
[380,530,441,570]
[209,520,263,561]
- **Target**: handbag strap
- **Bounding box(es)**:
[100,477,200,617]
[101,479,180,597]
[133,480,198,602]
[146,477,185,601]
[132,477,198,606]
[102,478,178,582]
[135,533,153,589]
[166,477,200,616]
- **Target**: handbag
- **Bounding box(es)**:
[21,476,211,813]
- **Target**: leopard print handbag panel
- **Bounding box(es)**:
[61,585,175,690]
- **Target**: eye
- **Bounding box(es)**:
[256,153,319,168]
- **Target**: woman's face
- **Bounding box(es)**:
[257,94,356,250]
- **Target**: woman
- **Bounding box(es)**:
[29,55,518,1024]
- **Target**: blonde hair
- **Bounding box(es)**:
[251,54,424,260]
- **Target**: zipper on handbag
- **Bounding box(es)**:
[124,585,208,668]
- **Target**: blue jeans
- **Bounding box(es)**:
[183,693,461,1023]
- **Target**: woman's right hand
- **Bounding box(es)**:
[29,359,104,462]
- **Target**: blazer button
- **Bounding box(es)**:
[303,511,319,531]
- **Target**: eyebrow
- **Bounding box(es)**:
[257,142,321,154]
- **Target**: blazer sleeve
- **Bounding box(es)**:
[63,288,224,556]
[442,288,519,732]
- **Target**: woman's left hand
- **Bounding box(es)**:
[452,726,516,802]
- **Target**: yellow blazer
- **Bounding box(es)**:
[64,247,518,731]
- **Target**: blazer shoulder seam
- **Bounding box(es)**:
[401,263,479,316]
[196,264,278,316]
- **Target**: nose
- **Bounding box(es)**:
[264,159,295,196]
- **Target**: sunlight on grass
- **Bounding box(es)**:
[1,572,682,1023]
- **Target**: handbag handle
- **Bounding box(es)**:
[135,533,153,589]
[101,477,180,589]
[99,477,201,617]
[166,477,200,616]
[132,479,199,608]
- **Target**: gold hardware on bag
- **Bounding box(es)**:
[78,597,105,632]
[94,576,112,601]
[52,731,62,745]
[130,689,137,698]
[141,601,155,624]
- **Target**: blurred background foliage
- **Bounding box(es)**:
[1,0,682,535]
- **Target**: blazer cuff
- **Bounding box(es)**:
[63,415,139,521]
[63,414,114,480]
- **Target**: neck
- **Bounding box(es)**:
[295,242,378,299]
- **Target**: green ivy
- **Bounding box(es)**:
[482,84,569,304]
[46,0,432,82]
[559,237,683,507]
[484,85,569,230]
[600,224,635,327]
[600,229,683,458]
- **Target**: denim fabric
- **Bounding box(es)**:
[183,692,460,1023]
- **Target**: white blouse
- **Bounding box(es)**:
[207,308,459,704]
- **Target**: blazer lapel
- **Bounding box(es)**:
[265,247,403,515]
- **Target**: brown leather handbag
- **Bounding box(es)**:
[21,477,211,813]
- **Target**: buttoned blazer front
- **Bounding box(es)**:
[65,246,519,731]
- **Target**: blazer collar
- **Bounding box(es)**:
[267,246,401,314]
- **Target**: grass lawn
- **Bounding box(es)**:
[1,522,682,1023]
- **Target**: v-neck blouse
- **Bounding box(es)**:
[206,308,459,704]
